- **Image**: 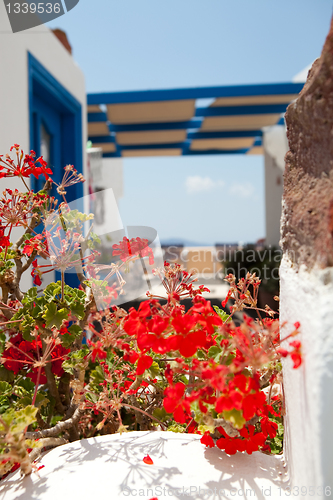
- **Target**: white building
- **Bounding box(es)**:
[0,3,87,289]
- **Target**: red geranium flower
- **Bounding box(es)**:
[200,432,215,448]
[136,354,153,375]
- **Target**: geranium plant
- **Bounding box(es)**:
[0,146,301,479]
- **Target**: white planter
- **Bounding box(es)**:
[0,431,289,499]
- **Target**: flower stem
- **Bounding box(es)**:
[32,365,42,406]
[123,403,167,430]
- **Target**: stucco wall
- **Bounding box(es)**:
[280,259,333,494]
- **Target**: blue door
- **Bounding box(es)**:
[31,94,62,195]
[29,53,83,288]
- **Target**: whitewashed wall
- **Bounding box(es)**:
[101,158,124,202]
[263,125,288,247]
[0,3,86,290]
[280,258,333,496]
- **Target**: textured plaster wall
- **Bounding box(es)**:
[280,259,333,493]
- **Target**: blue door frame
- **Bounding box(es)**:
[28,52,84,288]
[28,52,83,201]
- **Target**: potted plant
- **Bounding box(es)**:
[0,146,301,490]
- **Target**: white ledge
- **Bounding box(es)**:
[0,431,289,500]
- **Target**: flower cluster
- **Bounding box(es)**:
[0,189,52,256]
[2,332,69,384]
[0,146,302,481]
[112,236,154,266]
[0,144,52,181]
[53,164,85,201]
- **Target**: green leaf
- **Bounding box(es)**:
[0,248,16,261]
[0,381,12,397]
[0,259,15,277]
[0,409,14,428]
[10,405,38,434]
[198,424,214,434]
[0,332,6,356]
[0,406,38,434]
[30,301,43,318]
[61,324,83,348]
[61,286,86,319]
[208,345,222,358]
[180,375,189,385]
[90,365,104,388]
[208,344,225,363]
[43,302,68,329]
[21,316,35,341]
[62,347,89,374]
[50,415,63,426]
[85,392,99,404]
[12,307,35,341]
[61,326,81,347]
[167,424,186,433]
[0,396,10,414]
[44,282,62,303]
[68,324,83,335]
[68,301,85,320]
[222,352,236,366]
[190,401,205,425]
[19,393,49,409]
[16,378,35,393]
[39,394,56,418]
[222,409,246,429]
[152,407,168,422]
[213,305,231,323]
[24,439,43,449]
[22,287,37,305]
[90,232,101,244]
[87,232,101,250]
[0,366,15,383]
[146,361,160,379]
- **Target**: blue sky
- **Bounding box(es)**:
[48,0,333,244]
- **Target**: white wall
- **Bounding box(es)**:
[0,4,86,290]
[280,258,333,496]
[263,125,288,247]
[87,151,124,203]
[0,3,86,166]
[101,158,124,202]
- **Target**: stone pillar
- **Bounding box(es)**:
[280,17,333,495]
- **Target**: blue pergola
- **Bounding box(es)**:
[87,82,304,158]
